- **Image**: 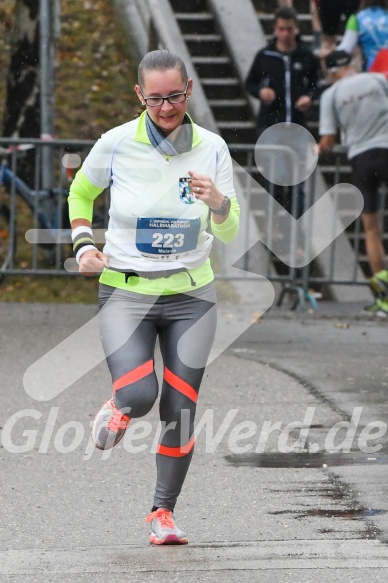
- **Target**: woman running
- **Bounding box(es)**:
[68,49,240,545]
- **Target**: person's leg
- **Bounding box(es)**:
[92,285,160,449]
[318,0,339,56]
[154,285,216,511]
[361,210,388,316]
[351,149,387,276]
[361,213,385,275]
[310,0,321,33]
[350,149,388,315]
[145,284,217,544]
[368,151,388,296]
[310,0,322,53]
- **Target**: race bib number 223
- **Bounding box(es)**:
[136,217,201,256]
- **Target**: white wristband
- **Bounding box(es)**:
[71,225,93,242]
[76,244,98,264]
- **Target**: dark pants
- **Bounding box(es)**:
[318,0,361,36]
[350,148,388,214]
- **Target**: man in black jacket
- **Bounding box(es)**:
[246,7,319,216]
[246,6,318,130]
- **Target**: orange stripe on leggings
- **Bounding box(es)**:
[164,367,198,403]
[157,435,195,457]
[113,359,154,392]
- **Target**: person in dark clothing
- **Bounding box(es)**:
[318,0,361,57]
[246,6,319,217]
[246,7,318,130]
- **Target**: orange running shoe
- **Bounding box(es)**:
[145,508,188,545]
[91,398,130,450]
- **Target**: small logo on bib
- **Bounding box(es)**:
[179,177,195,204]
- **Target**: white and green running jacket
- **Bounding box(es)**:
[68,111,240,295]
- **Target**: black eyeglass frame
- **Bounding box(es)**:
[139,80,190,107]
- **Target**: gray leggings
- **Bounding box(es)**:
[98,282,217,511]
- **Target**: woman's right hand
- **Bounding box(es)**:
[79,249,109,276]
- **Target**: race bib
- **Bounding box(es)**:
[136,217,201,258]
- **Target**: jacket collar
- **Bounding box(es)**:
[134,110,202,148]
[265,36,308,55]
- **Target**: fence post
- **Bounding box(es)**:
[39,0,55,189]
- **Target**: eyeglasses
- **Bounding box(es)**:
[139,81,189,107]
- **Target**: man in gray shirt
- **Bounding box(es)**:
[319,50,388,316]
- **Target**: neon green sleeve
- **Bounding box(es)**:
[68,168,104,223]
[346,14,358,31]
[210,196,240,243]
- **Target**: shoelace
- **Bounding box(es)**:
[106,401,130,433]
[145,508,175,528]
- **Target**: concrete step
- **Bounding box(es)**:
[183,34,224,57]
[208,99,251,121]
[217,121,257,144]
[217,121,256,130]
[229,145,257,166]
[251,0,311,13]
[201,78,242,100]
[169,0,207,13]
[175,13,215,35]
[192,56,235,78]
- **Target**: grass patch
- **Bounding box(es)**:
[0,274,99,303]
[55,0,139,139]
[0,0,139,303]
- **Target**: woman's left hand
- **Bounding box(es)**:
[188,170,224,211]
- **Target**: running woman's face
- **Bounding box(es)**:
[135,68,193,135]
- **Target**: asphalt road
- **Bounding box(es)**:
[0,300,388,582]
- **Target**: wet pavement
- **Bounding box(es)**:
[0,299,388,581]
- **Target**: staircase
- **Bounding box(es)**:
[169,0,257,149]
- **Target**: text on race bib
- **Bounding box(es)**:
[136,218,201,257]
